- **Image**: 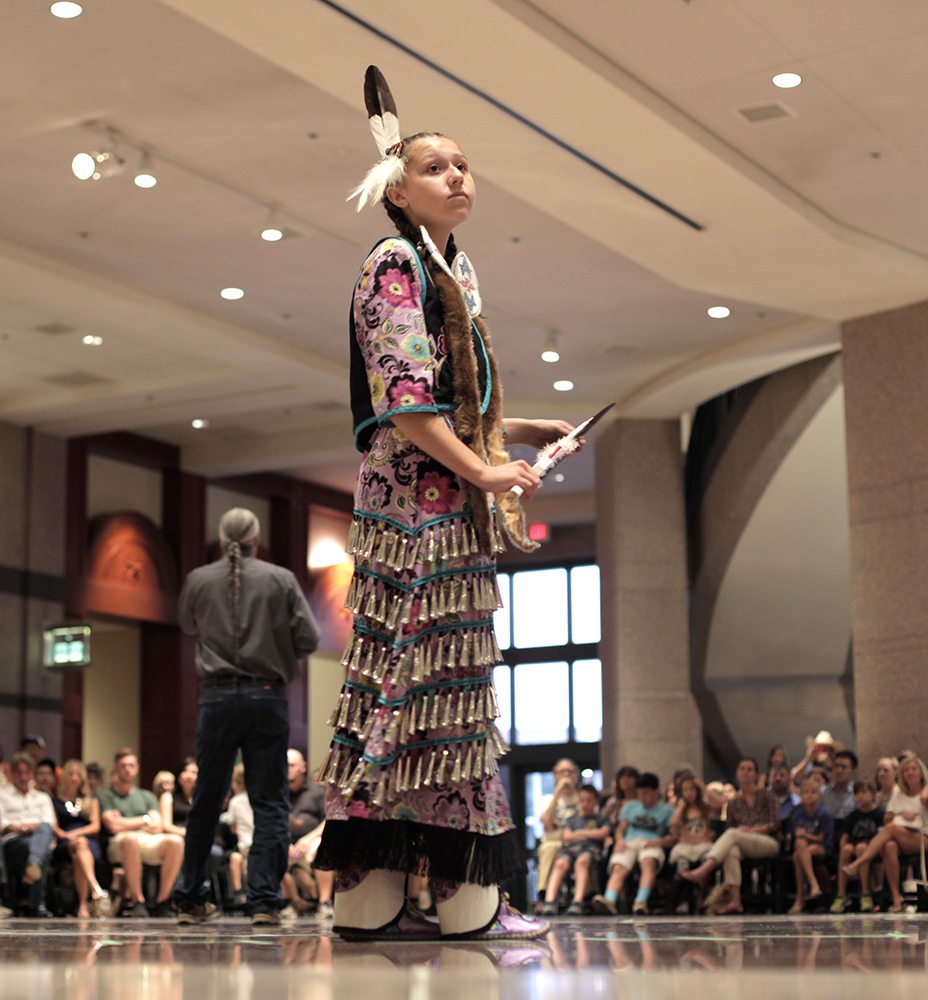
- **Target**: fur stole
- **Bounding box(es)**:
[430,268,539,557]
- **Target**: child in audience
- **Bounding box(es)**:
[539,784,611,916]
[788,777,834,913]
[592,772,673,916]
[219,763,252,908]
[831,781,884,913]
[669,776,715,874]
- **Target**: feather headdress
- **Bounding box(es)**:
[348,66,407,212]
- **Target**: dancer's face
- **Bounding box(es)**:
[388,136,475,234]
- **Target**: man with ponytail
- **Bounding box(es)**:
[174,508,320,924]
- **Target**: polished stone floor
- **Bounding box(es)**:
[1,913,927,999]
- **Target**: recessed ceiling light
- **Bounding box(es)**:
[191,418,209,429]
[71,148,124,182]
[50,2,83,18]
[553,380,574,392]
[261,226,284,242]
[81,334,103,346]
[707,305,731,319]
[772,72,802,89]
[220,287,245,301]
[554,473,565,483]
[133,152,157,189]
[541,349,560,363]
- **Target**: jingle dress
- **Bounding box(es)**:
[315,236,523,885]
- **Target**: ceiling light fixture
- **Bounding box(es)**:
[50,2,83,17]
[707,305,731,319]
[772,72,802,89]
[553,379,574,392]
[191,418,209,429]
[541,331,560,364]
[71,147,125,182]
[133,152,157,189]
[260,207,284,242]
[81,334,103,346]
[220,287,245,301]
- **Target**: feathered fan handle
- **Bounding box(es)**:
[419,226,457,281]
[364,65,402,158]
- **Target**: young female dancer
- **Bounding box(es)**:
[314,67,568,941]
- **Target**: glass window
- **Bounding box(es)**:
[572,658,603,743]
[513,661,569,744]
[512,569,568,648]
[570,565,601,643]
[494,572,511,651]
[492,664,512,744]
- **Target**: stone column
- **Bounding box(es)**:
[595,419,701,787]
[842,300,928,770]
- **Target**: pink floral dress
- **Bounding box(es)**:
[315,237,522,885]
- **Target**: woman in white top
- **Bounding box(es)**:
[844,752,928,911]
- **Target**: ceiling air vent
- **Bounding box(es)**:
[737,101,794,123]
[42,371,110,388]
[34,322,76,335]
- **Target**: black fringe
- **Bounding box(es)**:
[315,818,526,887]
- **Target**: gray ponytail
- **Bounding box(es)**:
[218,508,260,665]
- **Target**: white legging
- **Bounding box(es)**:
[706,829,778,886]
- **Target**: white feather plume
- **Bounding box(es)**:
[347,154,406,212]
[369,111,400,159]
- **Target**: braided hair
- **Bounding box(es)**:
[218,507,260,666]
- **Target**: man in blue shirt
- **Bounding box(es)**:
[591,772,673,915]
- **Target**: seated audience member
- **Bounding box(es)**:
[52,759,110,918]
[791,731,836,788]
[153,771,175,806]
[769,764,800,823]
[592,772,673,916]
[20,736,46,766]
[873,757,900,809]
[788,777,834,913]
[843,752,928,913]
[287,749,333,920]
[0,753,56,916]
[668,775,715,875]
[34,759,58,797]
[759,745,789,790]
[831,781,885,913]
[98,747,184,917]
[537,759,582,900]
[821,751,857,823]
[682,757,780,915]
[539,784,611,916]
[601,766,640,828]
[704,782,726,823]
[166,759,197,834]
[220,763,252,908]
[85,763,104,799]
[0,744,10,790]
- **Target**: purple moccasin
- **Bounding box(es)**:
[335,902,442,942]
[444,895,551,941]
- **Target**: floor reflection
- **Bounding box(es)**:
[0,915,927,999]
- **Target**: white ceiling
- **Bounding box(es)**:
[1,0,926,499]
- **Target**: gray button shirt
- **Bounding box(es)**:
[179,555,320,684]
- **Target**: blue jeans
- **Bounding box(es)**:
[4,823,54,911]
[173,679,290,913]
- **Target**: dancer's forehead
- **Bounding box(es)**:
[405,135,467,164]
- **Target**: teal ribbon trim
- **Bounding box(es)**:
[352,508,470,536]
